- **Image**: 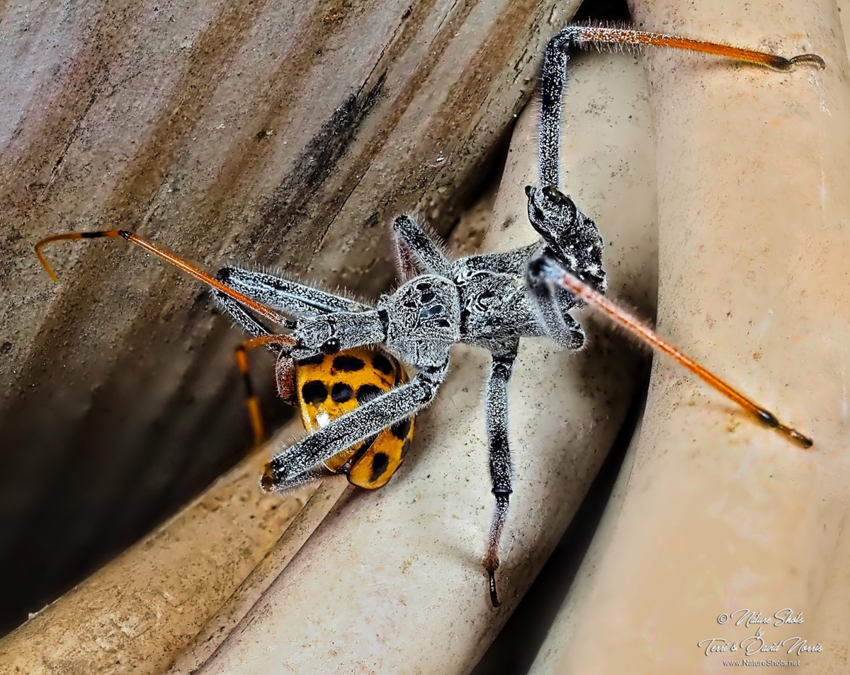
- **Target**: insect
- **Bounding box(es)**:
[36,25,821,607]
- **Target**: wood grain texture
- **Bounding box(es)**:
[0,0,581,633]
[0,443,311,675]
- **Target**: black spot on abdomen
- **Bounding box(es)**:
[302,380,328,404]
[372,353,394,376]
[370,452,390,483]
[331,382,353,403]
[356,384,383,404]
[333,355,366,372]
[391,417,411,440]
[297,354,325,366]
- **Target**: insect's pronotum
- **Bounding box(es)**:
[36,25,821,607]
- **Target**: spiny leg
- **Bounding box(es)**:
[392,214,452,280]
[538,25,824,189]
[528,253,814,449]
[263,357,450,490]
[482,340,518,608]
[216,266,369,318]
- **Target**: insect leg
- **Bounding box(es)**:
[529,27,824,291]
[537,26,824,190]
[482,340,518,608]
[215,292,298,444]
[263,356,450,490]
[525,248,586,351]
[215,290,280,341]
[528,29,608,293]
[216,266,369,319]
[234,334,298,446]
[391,214,451,280]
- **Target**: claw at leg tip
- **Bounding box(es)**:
[789,53,826,69]
[488,570,502,608]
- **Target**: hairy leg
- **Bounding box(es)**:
[481,340,518,607]
[216,266,369,319]
[263,357,450,489]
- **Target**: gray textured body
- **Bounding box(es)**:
[213,25,608,606]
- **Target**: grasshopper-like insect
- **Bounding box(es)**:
[37,25,820,606]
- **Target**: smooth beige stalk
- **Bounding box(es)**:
[168,477,348,673]
[551,1,850,673]
[182,49,658,675]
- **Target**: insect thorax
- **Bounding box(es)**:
[379,275,460,367]
[447,255,542,346]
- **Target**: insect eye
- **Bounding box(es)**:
[320,337,341,355]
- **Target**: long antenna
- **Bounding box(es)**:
[35,229,297,329]
[530,257,813,449]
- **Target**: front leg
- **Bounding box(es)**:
[215,291,281,342]
[526,248,586,351]
[217,266,370,318]
[482,340,518,607]
[391,214,452,280]
[262,357,450,490]
[525,186,606,295]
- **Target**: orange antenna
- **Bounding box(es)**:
[534,258,813,449]
[35,230,297,329]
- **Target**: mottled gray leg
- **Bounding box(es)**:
[525,186,606,294]
[216,266,370,319]
[263,356,450,489]
[528,27,607,294]
[537,28,580,188]
[482,339,518,607]
[392,214,451,280]
[526,248,586,351]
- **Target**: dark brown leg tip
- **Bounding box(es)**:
[261,463,275,492]
[488,570,502,608]
[791,430,814,449]
[789,53,826,70]
[483,556,502,608]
